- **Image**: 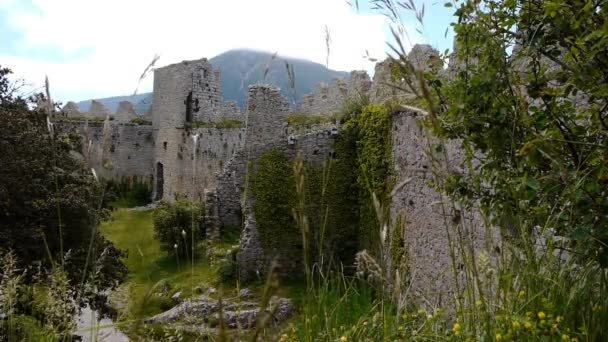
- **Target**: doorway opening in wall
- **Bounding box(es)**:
[155,162,164,201]
[185,91,193,124]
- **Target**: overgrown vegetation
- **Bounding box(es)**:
[191,119,244,129]
[130,117,152,125]
[0,66,128,340]
[99,209,215,328]
[363,0,608,340]
[284,113,340,126]
[153,199,204,258]
[53,115,107,122]
[105,177,152,208]
[250,103,393,278]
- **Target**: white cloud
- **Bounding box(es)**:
[1,0,398,102]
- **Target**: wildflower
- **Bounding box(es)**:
[518,290,525,297]
[512,321,520,329]
[538,312,546,320]
[340,336,347,342]
[181,229,186,237]
[556,316,563,323]
[570,338,578,342]
[524,321,532,329]
[561,334,569,340]
[495,333,502,341]
[475,300,483,307]
[452,323,461,335]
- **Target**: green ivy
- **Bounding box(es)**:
[250,150,300,275]
[250,104,394,276]
[347,104,394,254]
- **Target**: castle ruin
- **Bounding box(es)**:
[54,45,490,308]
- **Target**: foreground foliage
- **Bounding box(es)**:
[0,66,127,339]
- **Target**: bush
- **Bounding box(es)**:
[153,199,203,257]
[216,258,237,283]
[105,177,152,208]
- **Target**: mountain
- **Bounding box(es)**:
[210,49,350,107]
[76,49,350,114]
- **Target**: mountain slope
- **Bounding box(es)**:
[210,49,349,107]
[77,49,350,114]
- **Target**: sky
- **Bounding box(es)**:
[0,0,456,103]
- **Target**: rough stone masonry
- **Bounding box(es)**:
[52,45,491,307]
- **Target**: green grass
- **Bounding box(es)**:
[191,119,244,129]
[285,114,340,126]
[100,209,214,318]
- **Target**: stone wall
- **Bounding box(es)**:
[88,100,109,118]
[55,120,155,182]
[115,101,139,122]
[151,59,242,201]
[388,106,488,308]
[297,44,441,114]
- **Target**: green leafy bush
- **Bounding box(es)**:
[105,177,152,208]
[217,258,237,283]
[152,199,203,257]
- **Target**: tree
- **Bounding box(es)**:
[411,0,608,265]
[0,66,127,315]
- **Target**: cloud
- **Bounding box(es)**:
[0,0,396,103]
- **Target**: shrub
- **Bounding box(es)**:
[153,199,203,257]
[130,117,152,125]
[105,177,152,208]
[217,258,237,283]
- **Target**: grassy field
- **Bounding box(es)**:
[100,209,215,318]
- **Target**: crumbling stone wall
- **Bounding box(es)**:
[115,101,139,122]
[55,121,155,183]
[388,106,489,308]
[152,58,246,202]
[88,100,109,118]
[61,101,81,117]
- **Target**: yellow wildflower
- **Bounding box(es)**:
[518,290,525,297]
[340,336,347,342]
[475,300,483,307]
[495,333,502,341]
[452,323,462,333]
[538,311,546,320]
[524,321,533,329]
[512,321,520,329]
[571,338,579,342]
[556,316,563,323]
[561,335,569,340]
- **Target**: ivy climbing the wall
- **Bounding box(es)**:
[250,150,301,276]
[345,103,394,254]
[250,103,394,278]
